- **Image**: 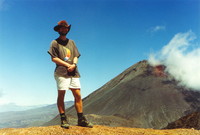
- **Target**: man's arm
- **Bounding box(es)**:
[51,57,71,68]
[73,57,78,64]
[68,57,78,72]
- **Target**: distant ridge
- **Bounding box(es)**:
[0,101,73,128]
[45,60,200,129]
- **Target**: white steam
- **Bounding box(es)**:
[149,25,166,33]
[148,31,200,90]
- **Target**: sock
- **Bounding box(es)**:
[77,113,83,119]
[60,113,66,121]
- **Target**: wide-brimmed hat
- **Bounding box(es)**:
[54,20,71,32]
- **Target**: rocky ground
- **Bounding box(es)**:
[0,125,200,135]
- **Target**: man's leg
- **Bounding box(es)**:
[71,89,83,113]
[71,89,93,128]
[57,90,70,129]
[57,90,66,114]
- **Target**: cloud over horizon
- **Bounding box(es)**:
[148,31,200,90]
[0,90,4,98]
[149,25,166,33]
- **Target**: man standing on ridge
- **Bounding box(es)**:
[48,20,93,129]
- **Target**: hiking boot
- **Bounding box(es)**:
[61,119,70,129]
[78,116,93,128]
[60,113,70,129]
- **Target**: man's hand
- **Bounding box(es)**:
[67,64,76,72]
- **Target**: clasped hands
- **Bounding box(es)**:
[67,64,76,72]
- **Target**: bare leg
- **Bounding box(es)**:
[57,90,66,114]
[70,88,93,128]
[57,90,70,129]
[70,89,83,113]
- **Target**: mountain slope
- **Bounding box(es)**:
[0,101,73,128]
[45,60,200,129]
[165,112,200,130]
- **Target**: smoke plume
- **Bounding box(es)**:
[148,31,200,90]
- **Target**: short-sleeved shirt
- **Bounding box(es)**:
[48,39,81,78]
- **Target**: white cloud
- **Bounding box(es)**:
[149,25,166,33]
[0,90,4,98]
[0,88,5,98]
[148,31,200,90]
[148,53,161,66]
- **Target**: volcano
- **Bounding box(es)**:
[44,60,200,129]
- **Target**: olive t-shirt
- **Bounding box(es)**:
[48,39,81,78]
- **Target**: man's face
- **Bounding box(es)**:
[58,27,69,36]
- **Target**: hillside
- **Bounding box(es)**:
[165,112,200,130]
[0,125,200,135]
[0,101,73,128]
[45,60,200,129]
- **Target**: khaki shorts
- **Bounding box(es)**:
[54,75,81,90]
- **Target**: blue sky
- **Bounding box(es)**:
[0,0,199,107]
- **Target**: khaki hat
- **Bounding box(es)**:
[54,20,71,32]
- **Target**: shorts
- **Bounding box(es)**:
[54,75,81,90]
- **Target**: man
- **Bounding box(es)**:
[48,20,93,129]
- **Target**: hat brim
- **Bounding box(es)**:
[54,24,71,32]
